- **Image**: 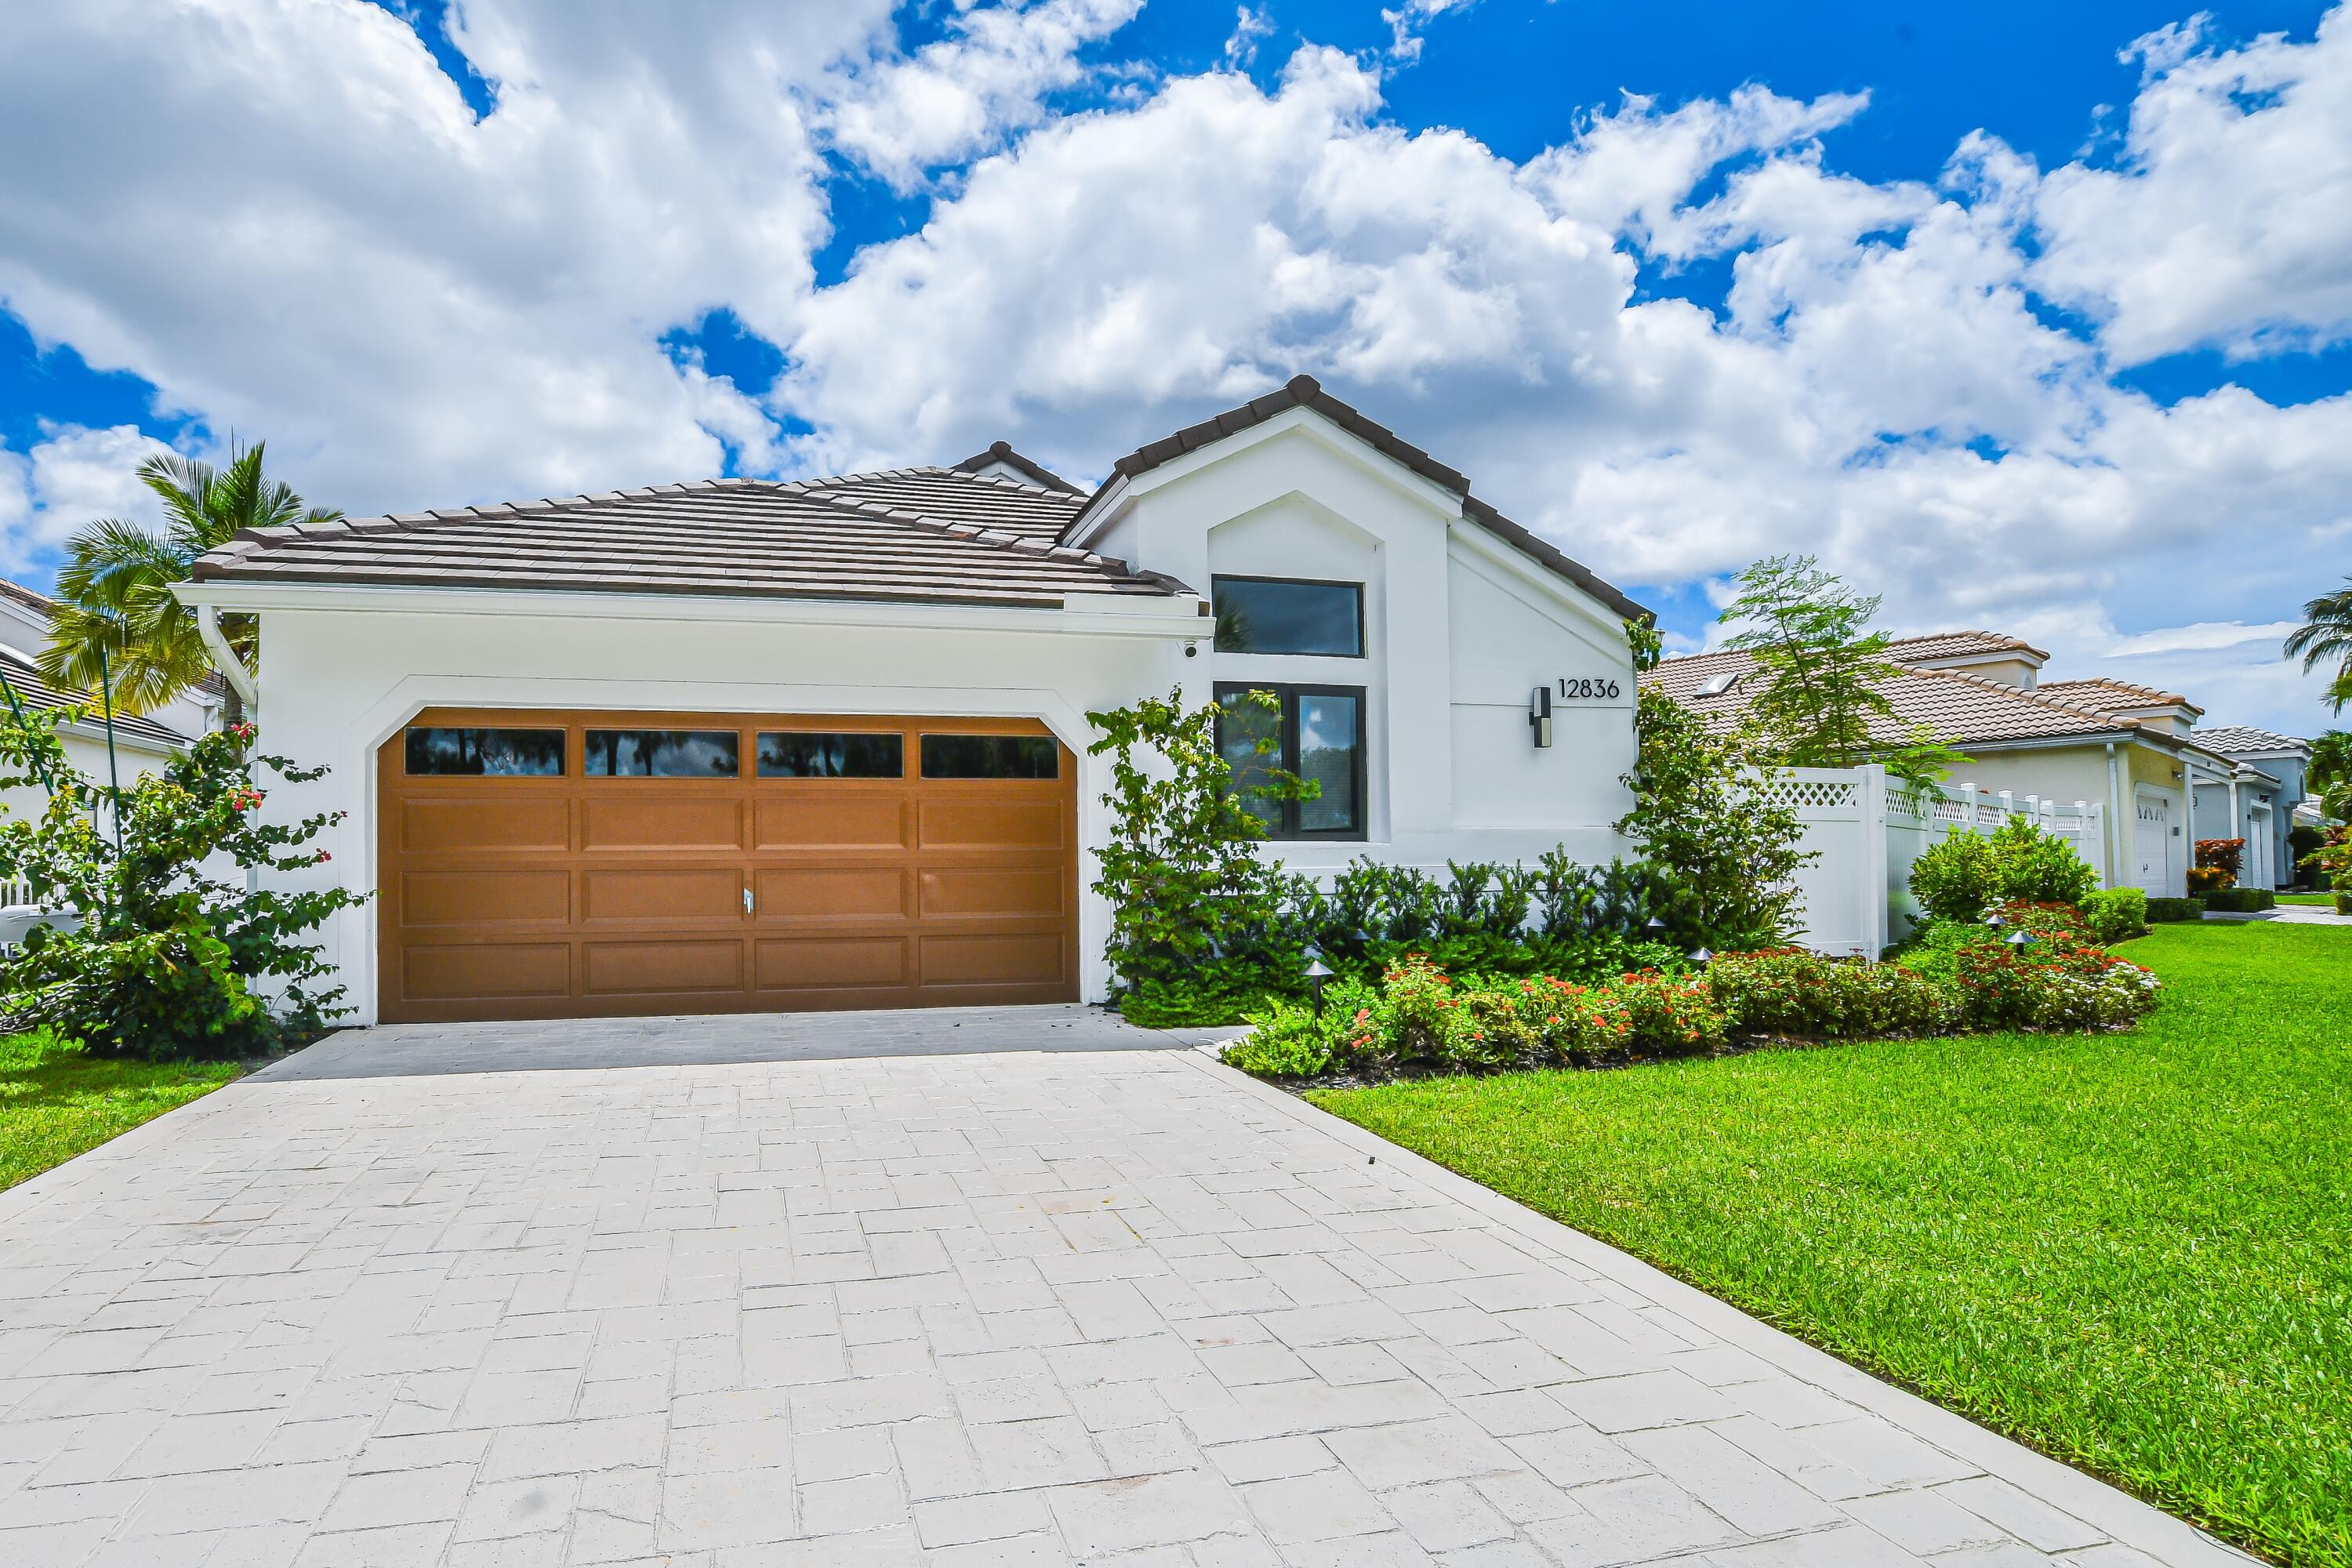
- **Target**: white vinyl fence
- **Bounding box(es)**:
[1763,766,2111,958]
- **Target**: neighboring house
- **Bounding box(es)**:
[2187,725,2312,889]
[173,376,1650,1026]
[0,579,224,740]
[1650,633,2263,898]
[0,644,190,839]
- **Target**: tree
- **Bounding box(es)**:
[2310,729,2352,820]
[2284,575,2352,713]
[1718,554,1966,797]
[1618,620,1814,949]
[41,443,339,717]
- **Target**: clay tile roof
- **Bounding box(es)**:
[950,441,1083,495]
[1080,374,1650,624]
[0,579,56,619]
[2036,677,2204,718]
[1886,630,2051,663]
[2194,724,2310,756]
[0,647,189,746]
[190,477,1181,609]
[1646,648,2137,747]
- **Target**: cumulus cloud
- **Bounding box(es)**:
[0,423,175,573]
[2032,7,2352,361]
[1,0,2348,731]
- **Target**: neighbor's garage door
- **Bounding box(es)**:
[376,710,1078,1022]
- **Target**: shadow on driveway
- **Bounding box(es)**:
[251,1003,1218,1082]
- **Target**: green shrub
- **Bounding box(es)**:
[2201,887,2276,913]
[2337,890,2352,916]
[2079,887,2148,944]
[1219,1001,1331,1077]
[1987,815,2101,906]
[2146,897,2205,923]
[1888,917,1994,983]
[1704,949,1954,1039]
[1613,971,1730,1055]
[2186,866,2231,895]
[0,714,361,1060]
[1991,899,2093,942]
[1909,830,2002,921]
[1305,855,1679,983]
[1954,940,2160,1031]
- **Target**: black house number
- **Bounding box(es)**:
[1558,677,1622,700]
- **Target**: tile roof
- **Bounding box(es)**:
[191,477,1184,609]
[804,467,1087,543]
[1080,375,1653,624]
[2035,677,2203,718]
[0,579,55,619]
[2193,724,2310,757]
[1648,648,2133,747]
[0,647,189,746]
[1884,630,2050,663]
[951,441,1082,495]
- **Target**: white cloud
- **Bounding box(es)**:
[1224,5,1275,69]
[819,0,1144,191]
[1,1,2349,735]
[2032,8,2352,361]
[0,423,176,574]
[2105,620,2303,657]
[1380,0,1476,61]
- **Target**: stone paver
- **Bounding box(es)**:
[0,1010,2252,1566]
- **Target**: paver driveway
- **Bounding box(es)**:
[0,1008,2245,1566]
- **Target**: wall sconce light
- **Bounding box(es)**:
[1529,685,1553,749]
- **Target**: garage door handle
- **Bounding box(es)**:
[742,887,754,914]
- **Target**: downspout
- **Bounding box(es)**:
[197,604,259,724]
[2105,741,2125,890]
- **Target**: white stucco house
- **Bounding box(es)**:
[173,377,1651,1025]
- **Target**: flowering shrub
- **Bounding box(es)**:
[1612,970,1730,1055]
[2194,837,2244,883]
[2185,866,2231,895]
[0,713,361,1060]
[1954,939,2159,1031]
[1704,949,1953,1039]
[1992,900,2093,942]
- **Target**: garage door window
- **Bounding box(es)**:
[757,731,903,779]
[920,735,1059,779]
[584,729,740,778]
[404,727,565,776]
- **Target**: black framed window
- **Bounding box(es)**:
[1211,576,1364,656]
[405,727,564,777]
[920,735,1060,779]
[758,731,903,779]
[583,729,739,778]
[1214,684,1365,840]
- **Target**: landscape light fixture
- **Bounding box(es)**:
[1690,947,1714,967]
[1642,916,1668,941]
[2005,929,2035,948]
[1305,954,1334,1000]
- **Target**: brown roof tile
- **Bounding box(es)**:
[950,441,1082,495]
[1647,647,2136,747]
[191,479,1181,609]
[0,648,189,746]
[2035,677,2202,717]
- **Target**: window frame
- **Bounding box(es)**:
[401,725,568,778]
[1213,681,1368,841]
[1209,574,1367,659]
[918,733,1062,781]
[755,730,906,780]
[580,728,743,779]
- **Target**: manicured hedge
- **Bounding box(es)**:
[2145,897,2205,923]
[2201,887,2276,913]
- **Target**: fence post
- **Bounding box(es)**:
[1863,765,1887,960]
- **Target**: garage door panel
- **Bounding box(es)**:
[583,939,745,996]
[583,868,742,924]
[404,942,572,1001]
[918,865,1065,920]
[401,870,570,927]
[754,866,909,922]
[920,931,1067,987]
[400,796,569,853]
[583,796,743,851]
[753,795,909,851]
[919,797,1065,851]
[756,936,908,990]
[381,711,1076,1022]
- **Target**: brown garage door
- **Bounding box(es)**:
[376,709,1079,1022]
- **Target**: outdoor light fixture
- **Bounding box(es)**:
[2005,930,2035,948]
[1690,947,1714,967]
[1528,684,1553,749]
[1305,953,1334,1000]
[1642,916,1668,941]
[1984,913,2005,929]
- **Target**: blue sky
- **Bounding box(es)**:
[1,0,2346,731]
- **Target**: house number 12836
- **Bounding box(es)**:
[1558,677,1622,700]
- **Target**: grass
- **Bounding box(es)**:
[1312,922,2352,1566]
[2277,892,2336,906]
[0,1028,241,1192]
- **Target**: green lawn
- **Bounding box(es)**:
[1,1029,241,1192]
[2278,892,2336,906]
[1312,922,2352,1567]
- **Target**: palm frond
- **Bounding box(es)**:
[2282,579,2352,672]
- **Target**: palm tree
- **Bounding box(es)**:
[2310,730,2352,820]
[40,443,339,718]
[2283,575,2352,713]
